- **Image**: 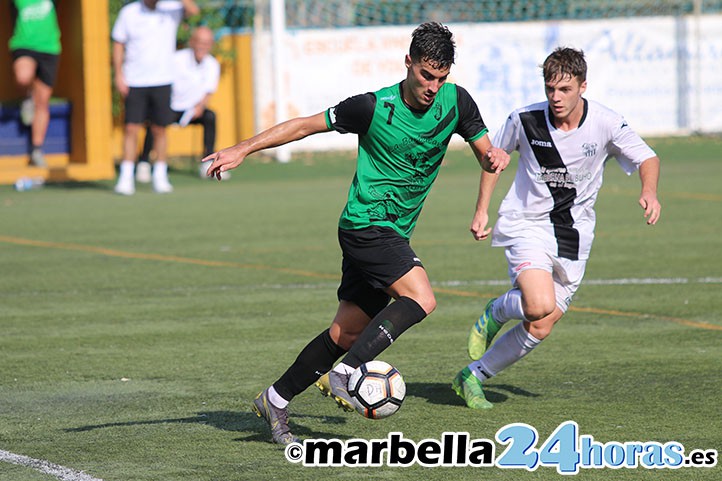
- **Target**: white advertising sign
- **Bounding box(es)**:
[253,15,722,152]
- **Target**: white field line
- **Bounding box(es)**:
[0,450,103,481]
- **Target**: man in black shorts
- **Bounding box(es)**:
[9,0,62,167]
[111,0,199,195]
[204,22,510,445]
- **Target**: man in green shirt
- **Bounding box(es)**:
[9,0,61,167]
[203,22,509,445]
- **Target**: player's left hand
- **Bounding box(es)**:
[470,211,492,241]
[639,192,661,225]
[483,147,510,173]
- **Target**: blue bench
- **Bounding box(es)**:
[0,100,72,155]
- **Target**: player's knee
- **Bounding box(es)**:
[33,95,50,109]
[330,325,363,351]
[522,299,556,322]
[414,294,436,316]
[14,73,34,89]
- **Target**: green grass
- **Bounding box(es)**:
[1,136,720,480]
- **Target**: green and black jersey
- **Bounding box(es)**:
[325,81,488,239]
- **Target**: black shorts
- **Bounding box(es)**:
[11,49,60,88]
[124,85,174,126]
[337,226,424,318]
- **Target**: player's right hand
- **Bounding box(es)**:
[201,146,246,181]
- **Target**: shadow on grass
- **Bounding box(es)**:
[64,410,350,444]
[44,181,112,191]
[406,382,540,407]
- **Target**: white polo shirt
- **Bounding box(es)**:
[170,48,221,112]
[112,0,184,87]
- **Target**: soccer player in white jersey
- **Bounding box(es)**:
[452,47,662,409]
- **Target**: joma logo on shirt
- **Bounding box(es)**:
[530,139,553,148]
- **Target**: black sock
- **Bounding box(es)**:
[272,329,346,402]
[342,296,427,369]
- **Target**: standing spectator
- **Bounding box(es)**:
[9,0,61,167]
[112,0,199,195]
[137,26,221,180]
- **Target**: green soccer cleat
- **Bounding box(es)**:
[452,367,493,410]
[468,298,501,360]
[315,371,355,412]
[252,389,300,445]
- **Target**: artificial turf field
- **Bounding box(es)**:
[1,135,720,480]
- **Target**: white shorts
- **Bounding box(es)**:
[504,243,587,313]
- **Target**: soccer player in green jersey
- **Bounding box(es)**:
[203,22,509,445]
[9,0,62,167]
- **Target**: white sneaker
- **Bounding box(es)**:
[136,162,152,183]
[20,97,34,126]
[152,175,174,194]
[30,148,46,167]
[114,175,135,195]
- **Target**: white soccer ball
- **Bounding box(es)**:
[347,360,405,419]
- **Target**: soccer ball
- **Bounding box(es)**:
[347,360,405,419]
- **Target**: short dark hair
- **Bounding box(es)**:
[542,47,587,83]
[409,22,455,70]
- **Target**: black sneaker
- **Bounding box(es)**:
[251,389,300,445]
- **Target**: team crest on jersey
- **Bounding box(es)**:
[582,142,598,157]
[433,103,442,120]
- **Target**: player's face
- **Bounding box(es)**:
[403,55,450,110]
[545,74,587,123]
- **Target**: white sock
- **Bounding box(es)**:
[470,323,541,381]
[267,386,288,408]
[153,161,168,178]
[119,160,135,178]
[494,288,527,324]
[332,362,355,375]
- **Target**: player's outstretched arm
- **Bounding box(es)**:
[202,112,330,180]
[638,156,661,225]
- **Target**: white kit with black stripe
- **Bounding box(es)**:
[491,98,656,260]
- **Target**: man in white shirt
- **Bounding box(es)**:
[137,26,221,179]
[453,47,662,409]
[111,0,199,195]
